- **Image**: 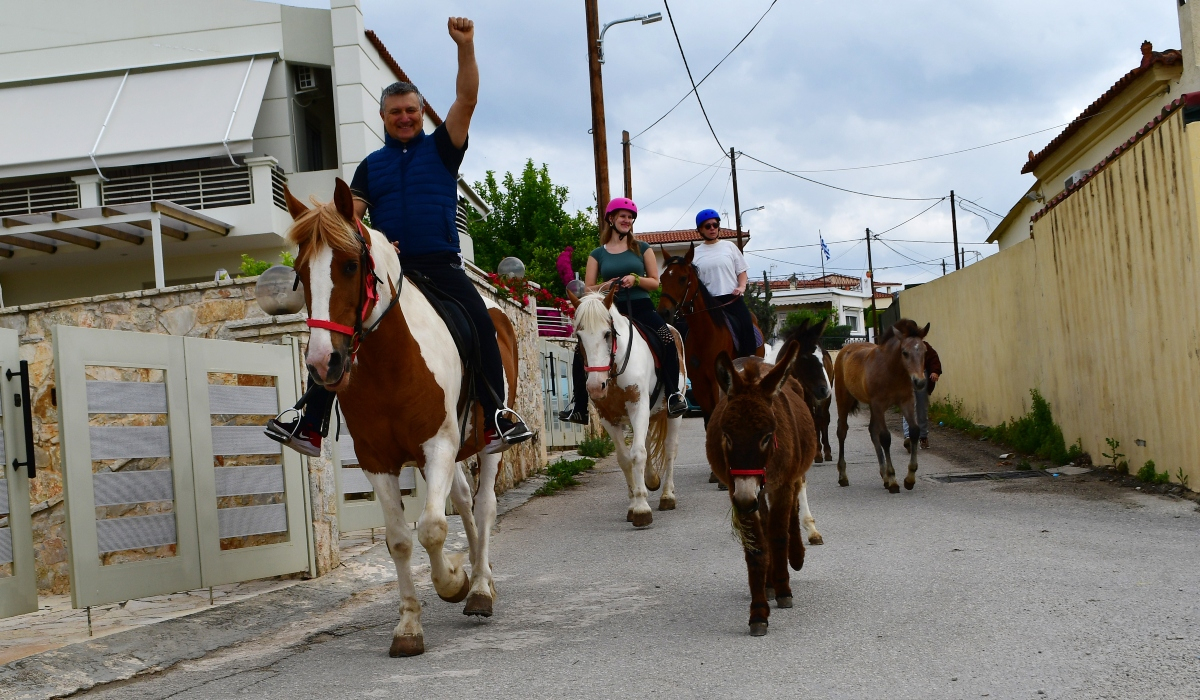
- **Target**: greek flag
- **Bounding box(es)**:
[820,235,831,261]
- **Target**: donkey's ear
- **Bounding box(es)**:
[714,351,740,395]
[919,322,930,338]
[762,341,800,397]
[567,288,582,308]
[602,284,617,309]
[333,178,356,223]
[284,186,308,220]
[684,242,695,263]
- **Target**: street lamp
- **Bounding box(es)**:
[598,12,662,64]
[740,205,765,219]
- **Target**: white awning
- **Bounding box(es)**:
[0,57,274,180]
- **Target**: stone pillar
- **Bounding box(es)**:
[245,155,279,207]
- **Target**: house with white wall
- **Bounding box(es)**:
[0,0,487,307]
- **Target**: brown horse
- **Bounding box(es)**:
[706,333,823,636]
[657,244,764,423]
[286,179,518,656]
[834,319,930,493]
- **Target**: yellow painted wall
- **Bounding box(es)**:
[902,109,1200,485]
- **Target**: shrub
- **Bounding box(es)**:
[239,251,294,278]
[535,457,596,496]
[990,390,1076,465]
[1136,460,1157,482]
[578,432,615,458]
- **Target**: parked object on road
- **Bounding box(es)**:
[706,335,823,636]
[286,178,514,657]
[834,319,930,493]
[568,287,685,524]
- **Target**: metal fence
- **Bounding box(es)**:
[0,328,36,619]
[102,166,253,210]
[540,339,588,449]
[0,181,80,217]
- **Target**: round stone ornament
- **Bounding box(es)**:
[255,264,306,315]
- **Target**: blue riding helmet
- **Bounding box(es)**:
[695,208,720,229]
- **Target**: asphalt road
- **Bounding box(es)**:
[80,413,1200,700]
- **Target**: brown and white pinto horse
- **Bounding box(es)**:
[286,179,515,657]
[657,244,763,423]
[833,319,930,493]
[706,337,822,636]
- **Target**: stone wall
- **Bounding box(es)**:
[0,270,546,594]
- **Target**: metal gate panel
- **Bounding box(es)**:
[183,336,311,588]
[331,409,425,532]
[0,328,37,618]
[54,326,202,609]
[540,339,587,449]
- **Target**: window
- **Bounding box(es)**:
[846,314,858,331]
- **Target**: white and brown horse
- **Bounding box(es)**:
[287,178,513,657]
[569,289,683,525]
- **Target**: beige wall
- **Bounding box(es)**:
[902,108,1200,486]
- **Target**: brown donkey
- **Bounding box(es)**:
[833,319,930,493]
[706,337,820,636]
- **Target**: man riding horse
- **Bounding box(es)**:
[267,16,533,457]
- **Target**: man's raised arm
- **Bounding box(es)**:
[444,17,478,149]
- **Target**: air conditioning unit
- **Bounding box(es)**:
[294,65,317,93]
[1063,169,1089,190]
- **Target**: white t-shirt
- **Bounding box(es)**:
[692,240,748,296]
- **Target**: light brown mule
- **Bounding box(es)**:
[286,178,518,657]
[706,334,821,636]
[833,319,929,493]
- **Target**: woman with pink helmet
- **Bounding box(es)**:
[557,198,687,423]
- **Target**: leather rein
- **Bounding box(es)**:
[303,219,401,362]
[581,279,634,378]
[659,258,740,323]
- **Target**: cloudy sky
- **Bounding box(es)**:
[295,1,1180,285]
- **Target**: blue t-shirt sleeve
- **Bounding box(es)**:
[350,159,371,205]
[638,241,650,255]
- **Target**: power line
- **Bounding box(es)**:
[639,154,727,209]
[738,152,945,201]
[662,0,724,155]
[632,0,779,142]
[875,197,946,235]
[669,161,725,229]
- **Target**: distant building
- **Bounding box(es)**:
[749,274,898,338]
[0,0,487,306]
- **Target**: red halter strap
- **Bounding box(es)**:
[582,324,620,373]
[305,219,383,360]
[727,435,778,480]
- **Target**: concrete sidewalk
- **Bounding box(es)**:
[0,468,553,700]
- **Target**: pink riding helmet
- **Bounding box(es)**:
[605,197,638,218]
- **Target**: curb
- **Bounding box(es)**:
[0,472,550,700]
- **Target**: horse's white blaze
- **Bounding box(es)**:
[731,476,760,509]
[305,245,336,377]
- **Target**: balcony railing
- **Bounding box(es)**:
[102,165,253,210]
[0,182,80,217]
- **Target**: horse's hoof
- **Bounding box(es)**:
[904,480,915,491]
[838,477,849,487]
[389,634,425,657]
[765,586,775,600]
[708,471,719,483]
[813,454,824,464]
[888,484,900,494]
[658,496,676,511]
[463,593,493,617]
[824,452,833,462]
[438,575,471,603]
[717,482,728,491]
[749,622,769,637]
[626,509,634,522]
[776,596,793,609]
[808,533,824,546]
[631,510,653,527]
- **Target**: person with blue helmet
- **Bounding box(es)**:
[692,209,758,357]
[556,197,688,424]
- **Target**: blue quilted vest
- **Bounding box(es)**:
[363,131,459,256]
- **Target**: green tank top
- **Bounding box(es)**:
[590,241,651,302]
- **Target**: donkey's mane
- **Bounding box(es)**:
[287,197,361,266]
[877,318,922,344]
[573,292,614,333]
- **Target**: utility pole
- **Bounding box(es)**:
[621,130,632,199]
[942,259,947,276]
[961,247,966,268]
[950,190,960,270]
[865,227,878,339]
[731,147,744,250]
[585,0,611,229]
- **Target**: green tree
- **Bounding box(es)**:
[467,160,597,296]
[743,282,777,341]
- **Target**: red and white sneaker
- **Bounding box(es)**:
[265,416,323,457]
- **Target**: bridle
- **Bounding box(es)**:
[659,258,740,324]
[728,433,779,486]
[303,219,401,363]
[579,281,634,378]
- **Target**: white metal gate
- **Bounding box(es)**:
[540,339,588,449]
[0,328,37,619]
[55,326,312,609]
[331,408,425,533]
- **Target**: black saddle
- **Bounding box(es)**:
[724,311,763,356]
[404,271,474,367]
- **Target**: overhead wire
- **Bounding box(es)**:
[662,0,725,155]
[632,0,779,142]
[669,160,725,229]
[738,152,945,201]
[874,197,946,236]
[639,154,727,209]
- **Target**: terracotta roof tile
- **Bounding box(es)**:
[1022,42,1181,175]
[749,274,862,292]
[364,29,444,126]
[638,228,748,244]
